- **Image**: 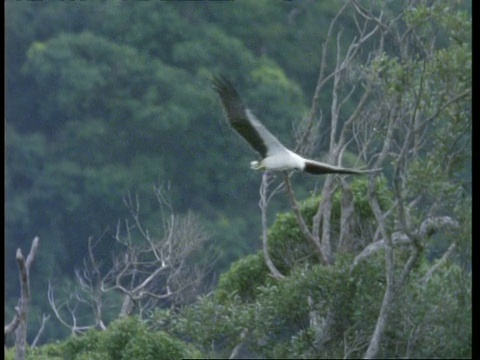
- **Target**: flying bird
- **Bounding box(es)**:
[212,76,378,176]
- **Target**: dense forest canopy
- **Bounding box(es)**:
[5,0,470,358]
[6,0,338,321]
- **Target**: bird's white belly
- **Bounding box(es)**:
[261,151,304,171]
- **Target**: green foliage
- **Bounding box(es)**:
[343,176,392,216]
[4,347,14,360]
[13,316,202,360]
[62,329,106,360]
[253,259,357,354]
[165,246,470,359]
[266,196,320,272]
[271,177,391,271]
[94,316,203,359]
[163,253,379,358]
[216,253,269,302]
[6,125,48,231]
[173,25,256,77]
[158,294,251,358]
[376,259,471,358]
[6,5,315,313]
[215,176,392,305]
[5,1,470,354]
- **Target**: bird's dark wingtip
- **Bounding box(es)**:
[211,74,231,91]
[211,75,240,101]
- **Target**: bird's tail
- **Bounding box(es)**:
[303,160,382,175]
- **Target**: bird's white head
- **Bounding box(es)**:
[250,160,265,170]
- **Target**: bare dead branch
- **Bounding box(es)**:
[316,179,337,265]
[259,172,286,280]
[25,237,39,270]
[421,241,457,286]
[48,281,93,335]
[5,237,40,360]
[351,215,459,272]
[284,174,329,265]
[310,0,350,122]
[229,329,249,359]
[364,183,395,359]
[4,311,20,336]
[292,114,321,158]
[49,185,215,327]
[31,314,50,348]
[343,321,369,359]
[351,232,411,272]
[337,180,355,253]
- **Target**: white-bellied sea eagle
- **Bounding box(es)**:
[212,76,378,176]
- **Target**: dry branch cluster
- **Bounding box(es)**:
[48,185,214,335]
[256,1,469,358]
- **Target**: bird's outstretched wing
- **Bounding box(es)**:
[212,76,287,158]
[304,159,381,175]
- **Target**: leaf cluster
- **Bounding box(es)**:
[5,316,202,360]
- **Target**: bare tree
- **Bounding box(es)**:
[48,185,215,334]
[351,1,469,357]
[280,0,382,268]
[257,0,470,358]
[4,237,40,360]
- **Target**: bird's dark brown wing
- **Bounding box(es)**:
[213,76,279,158]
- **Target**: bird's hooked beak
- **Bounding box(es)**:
[250,160,265,170]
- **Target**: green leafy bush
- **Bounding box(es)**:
[13,316,202,360]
